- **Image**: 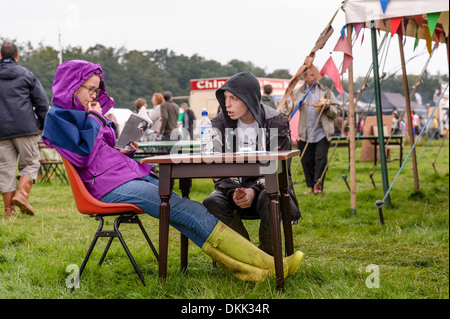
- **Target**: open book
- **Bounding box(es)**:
[115,108,153,150]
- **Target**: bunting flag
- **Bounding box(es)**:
[427,12,441,38]
[340,25,346,39]
[423,25,433,55]
[289,111,299,142]
[333,33,353,75]
[414,30,419,51]
[379,0,390,14]
[320,57,344,95]
[413,15,423,29]
[353,23,364,39]
[390,17,403,37]
[440,11,449,36]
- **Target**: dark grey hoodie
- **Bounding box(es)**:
[211,72,301,221]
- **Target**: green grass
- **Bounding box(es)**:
[0,138,448,299]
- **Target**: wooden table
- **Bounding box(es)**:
[331,135,404,167]
[141,150,299,291]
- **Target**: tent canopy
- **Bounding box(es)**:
[342,0,449,43]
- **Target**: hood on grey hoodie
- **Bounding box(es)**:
[215,72,264,128]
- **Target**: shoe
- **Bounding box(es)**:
[12,176,35,215]
[313,184,323,195]
[2,192,17,218]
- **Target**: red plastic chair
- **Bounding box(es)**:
[61,157,158,290]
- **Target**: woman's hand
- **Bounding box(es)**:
[120,141,138,154]
[87,101,102,114]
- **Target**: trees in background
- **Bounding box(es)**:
[3,38,447,109]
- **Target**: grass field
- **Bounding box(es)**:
[0,138,448,300]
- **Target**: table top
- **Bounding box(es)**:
[331,135,404,141]
[140,150,300,164]
[138,140,200,148]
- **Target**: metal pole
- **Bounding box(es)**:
[370,21,390,207]
[398,33,419,191]
[347,25,357,216]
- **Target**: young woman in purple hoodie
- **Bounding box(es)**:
[42,60,303,283]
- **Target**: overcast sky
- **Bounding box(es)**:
[1,0,447,79]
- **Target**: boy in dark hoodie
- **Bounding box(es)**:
[202,72,300,255]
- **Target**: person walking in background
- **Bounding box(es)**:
[157,91,179,141]
[181,102,196,140]
[0,42,49,218]
[148,92,164,139]
[261,84,277,110]
[291,67,340,195]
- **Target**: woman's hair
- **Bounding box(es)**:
[153,93,164,105]
[134,98,147,111]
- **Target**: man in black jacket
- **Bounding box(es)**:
[202,72,300,255]
[0,42,49,218]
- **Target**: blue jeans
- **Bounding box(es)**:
[101,174,218,247]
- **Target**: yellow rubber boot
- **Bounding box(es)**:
[202,242,271,282]
[285,251,304,277]
[204,221,288,278]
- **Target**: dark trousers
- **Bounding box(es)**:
[297,137,330,188]
[203,189,271,227]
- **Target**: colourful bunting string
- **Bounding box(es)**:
[320,57,344,95]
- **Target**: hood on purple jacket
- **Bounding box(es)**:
[52,60,114,116]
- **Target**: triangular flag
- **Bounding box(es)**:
[423,25,433,55]
[440,11,449,36]
[390,17,403,37]
[427,12,441,38]
[340,25,346,39]
[403,17,409,31]
[290,111,299,142]
[320,57,344,95]
[333,34,353,75]
[354,23,364,39]
[413,15,423,29]
[379,0,390,14]
[414,31,419,51]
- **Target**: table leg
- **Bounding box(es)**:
[158,165,172,281]
[278,160,294,256]
[266,172,284,291]
[179,178,192,273]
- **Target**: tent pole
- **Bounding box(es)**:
[398,33,420,191]
[347,25,357,215]
[370,21,390,207]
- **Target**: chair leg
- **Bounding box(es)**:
[135,216,159,261]
[73,214,158,290]
[71,216,105,293]
[113,216,146,286]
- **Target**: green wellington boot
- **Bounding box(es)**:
[202,221,304,282]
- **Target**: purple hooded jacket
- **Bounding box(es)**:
[42,60,152,199]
